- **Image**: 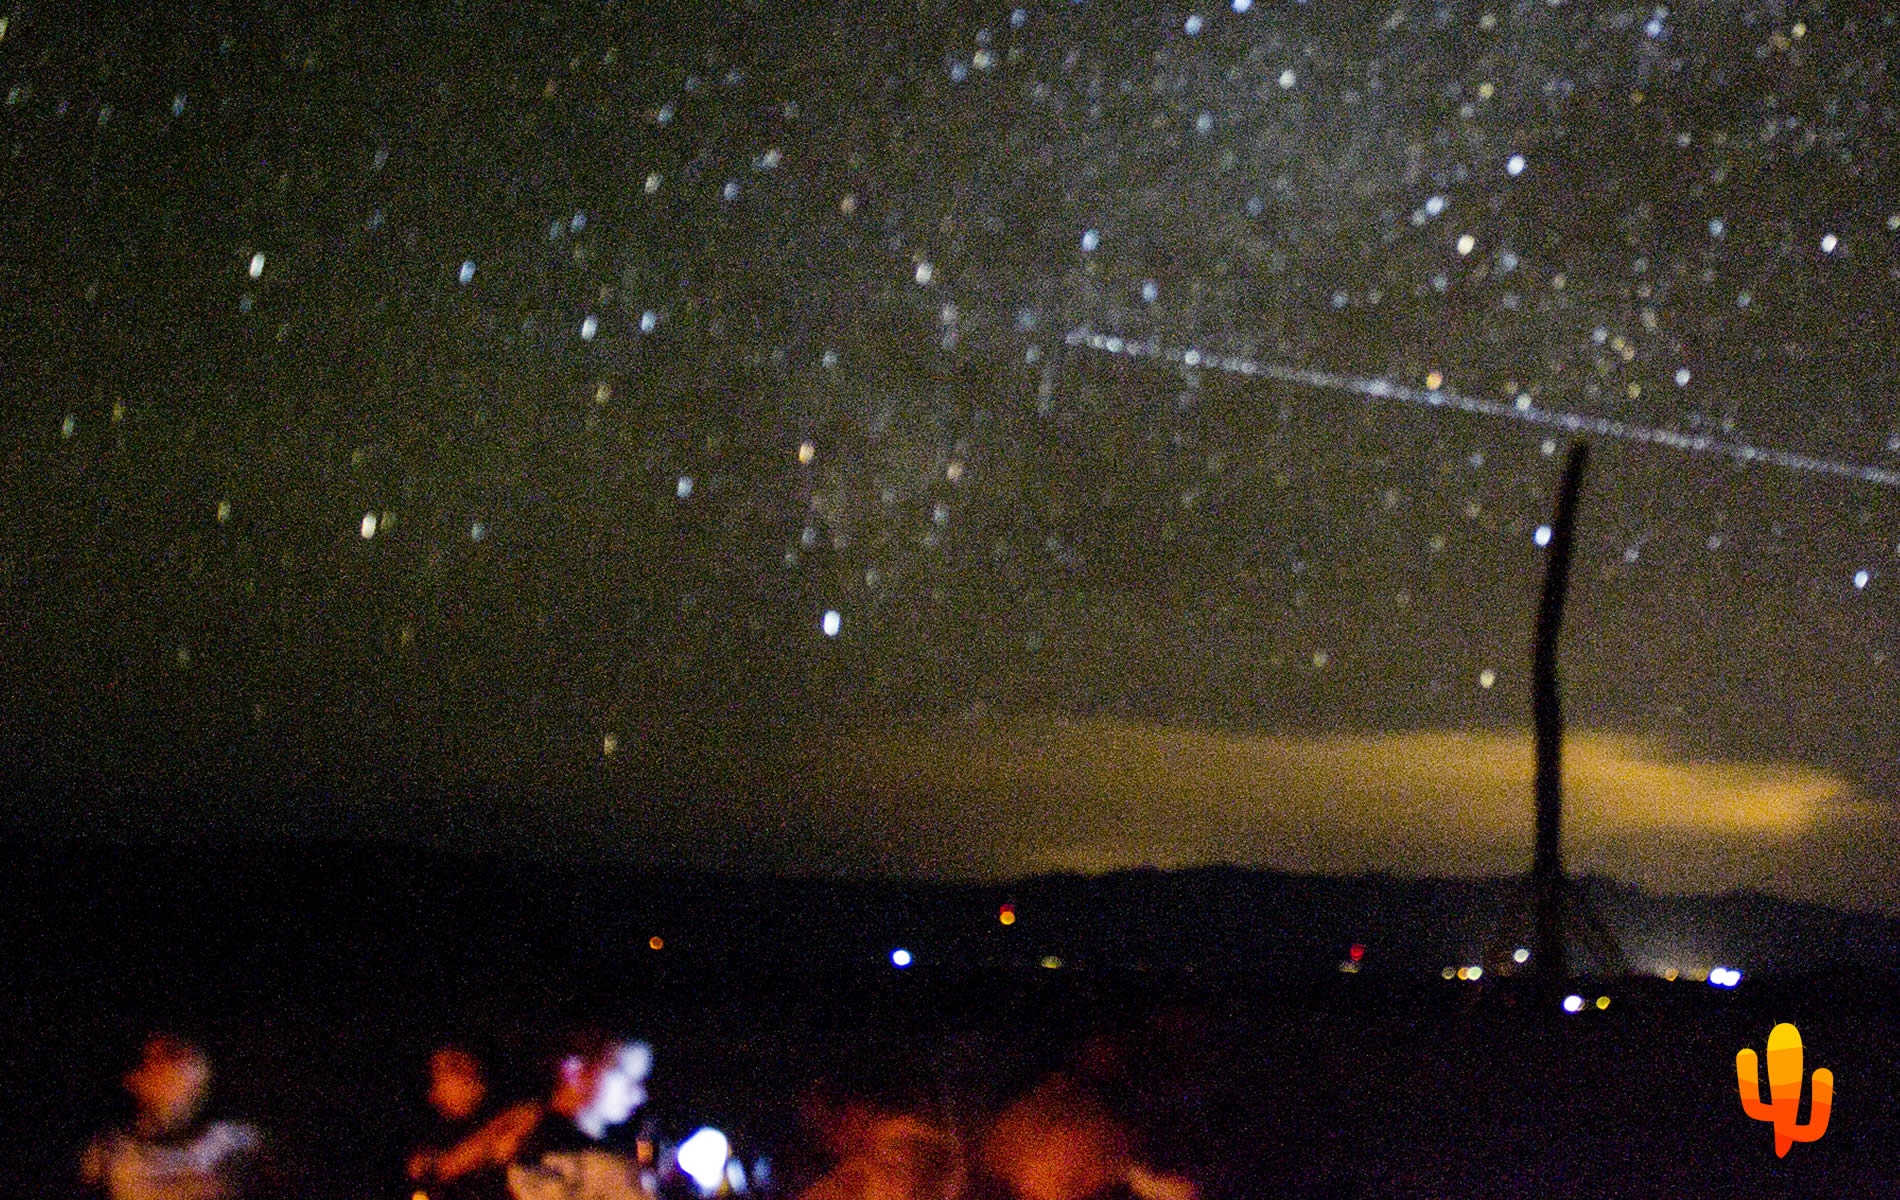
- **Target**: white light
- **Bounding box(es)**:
[822,610,841,637]
[1708,218,1725,238]
[1534,525,1553,547]
[1081,229,1101,252]
[1479,669,1496,689]
[645,172,662,193]
[580,315,599,340]
[915,261,934,285]
[459,260,476,284]
[1821,233,1839,253]
[1233,0,1252,10]
[677,476,694,499]
[640,310,657,332]
[1506,154,1526,176]
[1563,994,1584,1013]
[248,252,266,279]
[1512,947,1530,963]
[361,512,378,539]
[470,521,487,541]
[1674,367,1691,387]
[1424,195,1447,217]
[1278,68,1297,89]
[891,948,912,967]
[676,1128,731,1196]
[1855,570,1871,589]
[1184,14,1204,34]
[1456,234,1476,256]
[1467,966,1483,980]
[1709,966,1742,987]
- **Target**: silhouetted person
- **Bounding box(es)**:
[978,1072,1194,1200]
[793,1065,966,1200]
[80,1034,267,1200]
[433,1031,654,1200]
[407,1046,495,1196]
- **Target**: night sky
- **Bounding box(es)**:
[4,0,1898,905]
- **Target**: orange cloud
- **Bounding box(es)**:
[805,715,1874,902]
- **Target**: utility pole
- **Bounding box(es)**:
[1532,443,1589,1006]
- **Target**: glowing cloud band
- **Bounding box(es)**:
[1064,328,1900,488]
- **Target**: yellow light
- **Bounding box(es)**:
[1442,966,1456,980]
[1663,968,1679,981]
[1425,371,1444,390]
[1455,966,1470,980]
[798,441,815,464]
[648,936,664,951]
[998,906,1015,925]
[1596,995,1611,1010]
[1040,955,1062,969]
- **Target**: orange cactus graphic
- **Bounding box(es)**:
[1737,1022,1832,1157]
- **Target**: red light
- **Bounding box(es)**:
[1348,943,1365,962]
[999,903,1016,926]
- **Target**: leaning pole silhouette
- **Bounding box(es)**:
[1533,443,1589,1004]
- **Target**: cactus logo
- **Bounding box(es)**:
[1737,1022,1832,1157]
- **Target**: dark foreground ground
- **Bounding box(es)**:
[7,840,1899,1198]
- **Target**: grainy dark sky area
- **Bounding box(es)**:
[3,0,1897,905]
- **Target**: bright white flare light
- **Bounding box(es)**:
[1563,994,1585,1013]
[1512,947,1530,964]
[1534,525,1553,547]
[822,610,842,637]
[891,948,912,967]
[1709,966,1742,987]
[676,1128,731,1196]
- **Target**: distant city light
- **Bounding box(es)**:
[1442,966,1457,980]
[649,936,664,951]
[999,903,1016,925]
[1467,965,1483,981]
[248,252,266,279]
[1710,966,1742,987]
[1596,995,1611,1010]
[1040,955,1063,969]
[1512,947,1530,964]
[1348,943,1365,962]
[891,948,912,968]
[1534,525,1553,547]
[676,1128,731,1197]
[361,512,379,539]
[1662,967,1679,981]
[1506,153,1527,176]
[1563,994,1585,1013]
[821,610,842,637]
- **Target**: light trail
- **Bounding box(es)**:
[1064,327,1900,488]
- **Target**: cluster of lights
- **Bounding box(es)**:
[1441,965,1484,981]
[1709,966,1743,987]
[1561,994,1615,1013]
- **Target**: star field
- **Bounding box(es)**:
[2,0,1897,886]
